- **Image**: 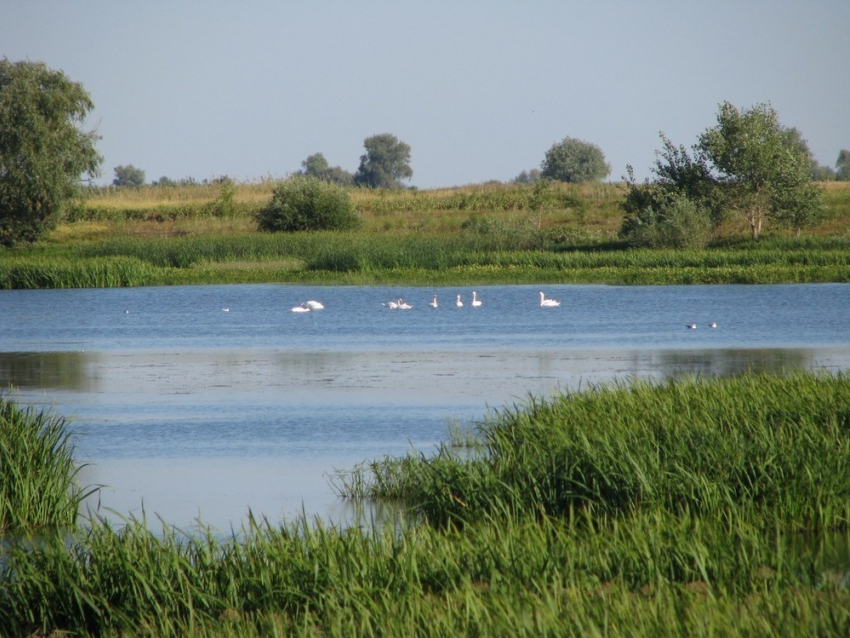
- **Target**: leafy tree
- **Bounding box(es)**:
[513,169,541,184]
[299,152,353,185]
[112,164,145,187]
[0,59,101,246]
[697,102,823,239]
[836,150,850,181]
[540,136,610,183]
[257,176,360,232]
[353,133,413,189]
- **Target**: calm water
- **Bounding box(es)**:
[2,283,849,531]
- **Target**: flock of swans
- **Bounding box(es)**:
[290,291,562,312]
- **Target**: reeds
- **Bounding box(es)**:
[340,372,850,530]
[1,373,849,635]
[0,397,95,533]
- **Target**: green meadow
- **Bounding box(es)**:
[1,180,849,288]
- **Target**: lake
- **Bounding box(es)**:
[2,283,849,532]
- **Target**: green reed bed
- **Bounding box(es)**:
[339,372,850,530]
[2,373,849,635]
[0,397,94,533]
[2,231,850,288]
[2,508,847,636]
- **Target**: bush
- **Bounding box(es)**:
[620,189,713,249]
[256,177,360,232]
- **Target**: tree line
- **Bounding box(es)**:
[1,57,848,247]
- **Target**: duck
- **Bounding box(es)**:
[456,294,464,307]
[686,323,697,329]
[471,291,482,307]
[429,295,438,308]
[539,291,560,307]
[709,321,718,329]
[292,304,312,313]
[304,300,324,310]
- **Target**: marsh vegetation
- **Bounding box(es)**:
[1,372,848,636]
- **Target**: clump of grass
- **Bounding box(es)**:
[0,396,96,533]
[340,371,850,530]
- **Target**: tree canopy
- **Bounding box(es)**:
[354,133,412,189]
[836,150,850,181]
[698,102,823,238]
[0,59,101,246]
[540,137,610,183]
[113,164,146,187]
[299,152,353,186]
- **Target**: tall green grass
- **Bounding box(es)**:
[338,372,850,530]
[0,397,95,533]
[1,373,849,635]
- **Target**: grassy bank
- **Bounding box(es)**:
[0,397,93,533]
[0,181,847,289]
[2,372,848,636]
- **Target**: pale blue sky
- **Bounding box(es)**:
[3,1,848,188]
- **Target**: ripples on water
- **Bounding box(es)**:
[2,283,849,530]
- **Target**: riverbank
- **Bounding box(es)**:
[1,181,849,289]
[1,372,848,636]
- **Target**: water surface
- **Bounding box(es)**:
[2,283,849,530]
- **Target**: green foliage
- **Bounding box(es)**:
[112,164,146,187]
[257,176,360,232]
[541,136,611,183]
[698,101,824,238]
[354,133,413,189]
[0,397,95,532]
[0,58,101,246]
[208,176,237,218]
[620,190,713,249]
[299,152,354,185]
[836,150,850,181]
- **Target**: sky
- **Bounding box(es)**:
[3,0,848,189]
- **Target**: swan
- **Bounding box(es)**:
[471,291,482,307]
[709,321,717,329]
[686,323,697,329]
[398,299,413,310]
[429,295,438,308]
[383,299,401,309]
[539,291,560,307]
[292,304,312,313]
[304,300,324,310]
[456,294,463,307]
[222,307,230,312]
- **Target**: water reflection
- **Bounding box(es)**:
[0,351,98,392]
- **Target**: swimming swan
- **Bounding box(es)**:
[686,323,697,329]
[456,294,463,307]
[429,295,438,308]
[398,299,413,310]
[292,304,312,313]
[539,291,560,307]
[471,291,482,307]
[304,300,324,310]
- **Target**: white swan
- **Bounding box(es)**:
[292,304,311,313]
[398,299,413,310]
[539,291,560,307]
[709,321,717,329]
[471,291,482,307]
[429,295,438,308]
[222,307,230,312]
[456,294,463,307]
[304,300,324,310]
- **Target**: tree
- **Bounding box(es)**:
[299,152,353,186]
[112,164,145,187]
[0,59,101,246]
[512,168,541,184]
[353,133,412,189]
[540,136,610,183]
[836,150,850,181]
[697,102,823,239]
[257,176,360,232]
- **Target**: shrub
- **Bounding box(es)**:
[257,177,360,232]
[620,189,713,249]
